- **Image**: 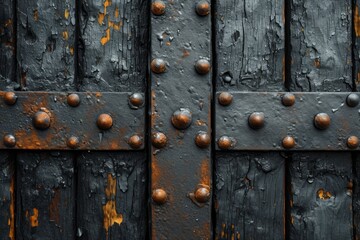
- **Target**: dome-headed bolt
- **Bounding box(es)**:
[67,93,80,107]
[171,108,192,130]
[314,113,330,130]
[195,186,210,203]
[218,92,233,106]
[128,135,143,149]
[67,136,80,149]
[195,1,210,16]
[33,111,51,130]
[151,132,167,148]
[346,93,359,107]
[4,92,17,105]
[129,93,144,108]
[151,58,166,74]
[195,131,211,148]
[248,112,265,129]
[3,134,16,147]
[347,136,359,149]
[151,1,166,15]
[97,114,113,130]
[152,188,167,204]
[282,136,296,149]
[217,136,234,150]
[282,93,296,106]
[195,59,211,75]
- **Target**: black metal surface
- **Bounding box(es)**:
[0,91,144,150]
[216,92,360,150]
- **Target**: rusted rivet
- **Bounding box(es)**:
[195,131,211,148]
[3,134,16,147]
[217,136,233,150]
[4,92,17,105]
[129,93,144,108]
[151,1,165,15]
[195,1,210,16]
[347,136,359,149]
[314,113,330,130]
[128,135,143,149]
[346,93,359,107]
[151,58,166,74]
[151,132,167,148]
[195,59,211,75]
[67,136,79,149]
[33,111,51,130]
[282,136,296,149]
[248,112,265,129]
[67,93,80,107]
[97,114,113,130]
[171,108,192,130]
[195,186,210,203]
[282,93,296,106]
[152,189,167,204]
[218,92,233,106]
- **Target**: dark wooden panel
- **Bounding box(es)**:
[288,153,352,239]
[77,1,148,239]
[0,152,15,240]
[17,0,75,90]
[76,152,147,240]
[354,153,360,239]
[290,0,352,92]
[355,1,360,90]
[215,152,285,240]
[215,0,285,92]
[16,152,75,240]
[214,0,286,239]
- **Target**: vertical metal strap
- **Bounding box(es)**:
[150,1,212,238]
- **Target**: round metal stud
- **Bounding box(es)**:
[151,58,166,74]
[314,113,330,130]
[33,111,51,130]
[195,186,210,203]
[129,93,144,108]
[152,188,167,204]
[195,1,210,16]
[3,134,16,147]
[217,136,233,150]
[151,1,166,15]
[248,112,265,129]
[282,136,296,149]
[151,132,167,148]
[67,93,80,107]
[171,108,192,130]
[128,135,143,149]
[218,92,233,106]
[282,93,296,106]
[195,59,211,75]
[346,93,359,107]
[67,136,80,149]
[347,136,359,149]
[4,92,17,105]
[97,114,113,130]
[195,131,211,148]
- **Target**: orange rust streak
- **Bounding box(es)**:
[108,20,122,31]
[314,58,320,68]
[200,158,210,186]
[8,175,15,240]
[103,174,123,238]
[98,13,105,25]
[101,28,111,45]
[115,7,119,18]
[49,189,60,224]
[33,9,39,21]
[64,9,70,19]
[355,6,360,37]
[29,208,39,227]
[62,31,69,40]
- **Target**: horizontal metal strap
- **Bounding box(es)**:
[216,92,360,151]
[0,92,144,150]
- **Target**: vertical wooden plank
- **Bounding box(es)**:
[76,0,148,239]
[354,0,360,91]
[214,1,286,239]
[289,1,353,239]
[354,154,360,239]
[16,0,76,239]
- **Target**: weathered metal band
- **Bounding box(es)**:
[216,92,360,151]
[0,92,144,150]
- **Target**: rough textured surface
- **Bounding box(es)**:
[215,152,285,240]
[150,0,212,239]
[16,152,75,240]
[354,153,360,239]
[288,153,353,240]
[78,0,148,92]
[290,0,352,92]
[215,0,285,91]
[355,2,360,91]
[76,152,147,240]
[17,0,75,90]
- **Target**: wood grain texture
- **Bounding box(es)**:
[290,0,352,91]
[76,152,147,240]
[215,0,285,92]
[215,152,285,240]
[354,153,360,239]
[355,1,360,90]
[16,152,75,240]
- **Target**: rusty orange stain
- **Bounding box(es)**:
[101,28,111,45]
[103,174,123,238]
[69,46,74,55]
[115,7,119,18]
[49,189,60,224]
[33,9,39,21]
[8,175,15,240]
[27,208,39,227]
[355,6,360,37]
[64,9,70,19]
[317,188,332,200]
[200,158,210,186]
[98,13,106,25]
[62,31,69,40]
[314,58,320,68]
[108,20,122,31]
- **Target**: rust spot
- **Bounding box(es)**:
[64,9,70,20]
[108,20,122,31]
[355,6,360,37]
[182,49,190,58]
[200,158,210,186]
[27,208,39,227]
[8,175,15,240]
[165,41,171,46]
[195,119,207,126]
[115,7,119,18]
[317,188,332,200]
[49,189,60,224]
[357,72,360,85]
[314,58,320,68]
[69,46,74,55]
[62,31,69,40]
[33,9,39,21]
[103,174,123,238]
[101,28,111,45]
[98,13,106,25]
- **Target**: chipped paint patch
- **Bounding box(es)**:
[26,208,39,227]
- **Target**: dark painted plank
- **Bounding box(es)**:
[354,153,360,239]
[355,2,360,90]
[288,153,352,239]
[17,0,75,90]
[215,152,285,240]
[76,152,147,240]
[77,1,148,239]
[16,152,75,240]
[0,152,15,240]
[214,1,286,239]
[215,0,285,92]
[290,0,352,92]
[0,0,16,90]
